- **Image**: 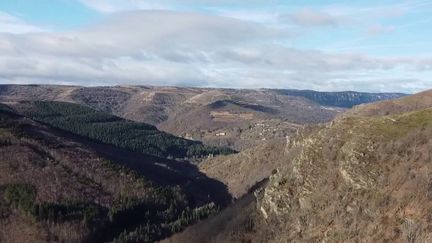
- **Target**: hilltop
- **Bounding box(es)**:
[165,90,432,242]
[342,89,432,118]
[0,85,404,150]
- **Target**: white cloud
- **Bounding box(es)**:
[0,10,430,93]
[281,8,340,27]
[210,9,279,24]
[365,24,395,36]
[78,0,278,13]
[0,11,283,86]
[78,0,170,13]
[0,12,48,34]
[0,11,283,57]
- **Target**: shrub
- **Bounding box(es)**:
[4,183,37,213]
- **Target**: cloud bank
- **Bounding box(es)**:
[0,3,431,93]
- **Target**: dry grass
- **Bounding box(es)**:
[166,105,432,243]
[199,139,287,199]
[210,111,254,121]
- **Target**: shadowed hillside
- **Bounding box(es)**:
[11,101,234,159]
[0,104,232,243]
[198,139,289,199]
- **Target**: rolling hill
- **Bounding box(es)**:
[341,89,432,118]
[165,90,432,242]
[0,85,405,150]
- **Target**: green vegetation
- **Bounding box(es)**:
[0,104,228,242]
[33,201,107,225]
[101,159,149,187]
[1,182,217,242]
[337,108,432,142]
[0,103,16,114]
[3,183,105,225]
[4,183,36,214]
[112,202,218,243]
[19,101,234,158]
[373,108,432,140]
[106,186,218,242]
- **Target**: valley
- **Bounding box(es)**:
[0,85,404,150]
[0,84,429,243]
[165,90,432,243]
[0,102,231,242]
[1,1,430,242]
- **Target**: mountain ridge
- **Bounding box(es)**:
[164,90,432,243]
[0,84,406,151]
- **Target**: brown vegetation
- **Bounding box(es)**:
[0,106,231,242]
[341,89,432,118]
[1,85,401,151]
[199,139,288,199]
[166,90,432,243]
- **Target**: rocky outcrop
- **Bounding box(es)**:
[257,108,432,242]
[274,89,406,108]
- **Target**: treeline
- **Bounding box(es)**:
[113,203,218,243]
[0,105,226,242]
[2,183,105,224]
[1,183,218,242]
[19,101,234,158]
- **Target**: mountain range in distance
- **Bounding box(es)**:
[0,84,405,151]
[2,84,430,243]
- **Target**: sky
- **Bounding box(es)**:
[0,0,431,93]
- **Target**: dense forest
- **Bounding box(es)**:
[15,101,234,159]
[0,106,226,242]
[1,182,218,242]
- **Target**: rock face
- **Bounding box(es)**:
[199,139,289,199]
[165,90,432,243]
[258,108,432,242]
[274,89,406,108]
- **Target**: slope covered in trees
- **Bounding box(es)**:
[12,101,234,159]
[0,105,231,242]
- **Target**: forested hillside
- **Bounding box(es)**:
[12,101,233,159]
[0,103,231,242]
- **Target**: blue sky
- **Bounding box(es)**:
[0,0,99,29]
[0,0,431,93]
